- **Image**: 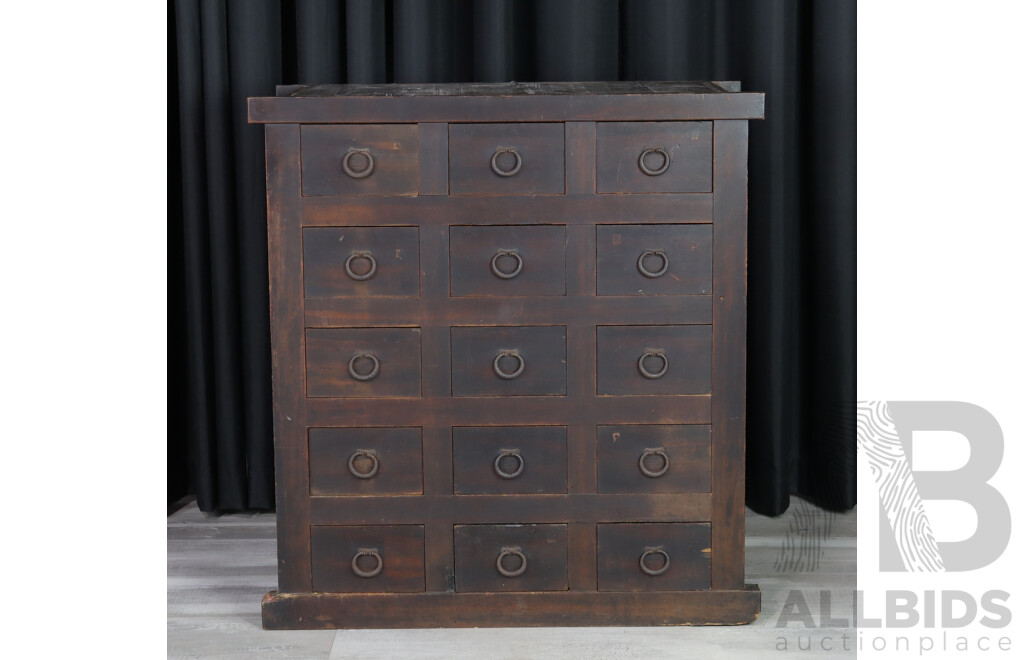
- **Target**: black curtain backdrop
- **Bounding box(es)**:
[169,0,856,516]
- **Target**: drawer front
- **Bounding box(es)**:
[596,225,712,296]
[450,326,567,397]
[453,426,567,494]
[450,225,566,297]
[449,123,565,195]
[311,525,425,593]
[597,425,711,494]
[309,427,423,496]
[303,227,420,298]
[597,523,711,592]
[454,524,568,592]
[596,121,712,193]
[301,124,419,197]
[306,328,421,398]
[596,325,711,395]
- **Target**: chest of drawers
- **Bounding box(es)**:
[249,81,765,628]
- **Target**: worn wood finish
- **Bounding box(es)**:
[310,525,425,593]
[302,226,420,298]
[449,123,565,195]
[596,325,713,395]
[596,121,713,193]
[450,325,567,397]
[301,125,419,197]
[596,224,712,296]
[308,427,423,496]
[454,524,569,592]
[449,225,566,297]
[596,523,712,592]
[597,425,712,494]
[251,82,762,629]
[453,426,567,494]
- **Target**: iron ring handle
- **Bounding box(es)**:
[342,147,375,179]
[490,147,523,177]
[351,547,384,578]
[493,350,525,380]
[345,251,377,281]
[493,448,525,480]
[638,147,670,176]
[490,249,523,279]
[637,249,669,278]
[638,447,670,478]
[637,349,669,380]
[640,546,671,576]
[496,546,528,578]
[348,449,380,479]
[348,352,381,382]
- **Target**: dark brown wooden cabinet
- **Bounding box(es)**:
[249,81,764,629]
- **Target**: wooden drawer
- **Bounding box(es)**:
[309,427,423,496]
[450,326,567,397]
[311,525,425,593]
[596,122,712,193]
[596,225,712,295]
[596,325,711,395]
[303,227,420,298]
[454,524,568,592]
[597,523,711,591]
[305,328,421,398]
[449,225,566,297]
[301,124,419,197]
[449,123,565,195]
[453,426,567,494]
[597,425,711,494]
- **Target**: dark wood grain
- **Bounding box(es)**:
[454,524,568,592]
[449,225,566,296]
[305,327,422,398]
[596,225,712,296]
[596,122,712,193]
[597,425,711,494]
[450,326,567,397]
[310,525,425,593]
[596,325,712,395]
[308,427,423,496]
[418,122,448,196]
[565,122,596,194]
[449,123,565,195]
[597,523,711,592]
[302,226,420,298]
[301,125,419,196]
[453,426,567,494]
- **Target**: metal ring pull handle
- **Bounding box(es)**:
[493,448,525,480]
[351,547,384,578]
[637,249,669,278]
[490,147,523,177]
[637,349,669,380]
[343,147,375,179]
[490,249,523,279]
[638,447,670,478]
[348,449,380,479]
[348,352,381,382]
[493,349,525,380]
[638,147,670,176]
[345,251,378,281]
[496,546,528,578]
[640,546,671,576]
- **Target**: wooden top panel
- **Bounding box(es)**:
[249,81,765,123]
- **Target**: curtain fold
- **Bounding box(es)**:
[170,0,857,515]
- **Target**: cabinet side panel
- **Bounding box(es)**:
[711,120,749,590]
[266,123,312,593]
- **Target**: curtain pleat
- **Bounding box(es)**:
[170,0,857,515]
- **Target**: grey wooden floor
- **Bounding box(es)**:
[169,497,855,659]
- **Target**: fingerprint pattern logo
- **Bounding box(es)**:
[857,400,945,571]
